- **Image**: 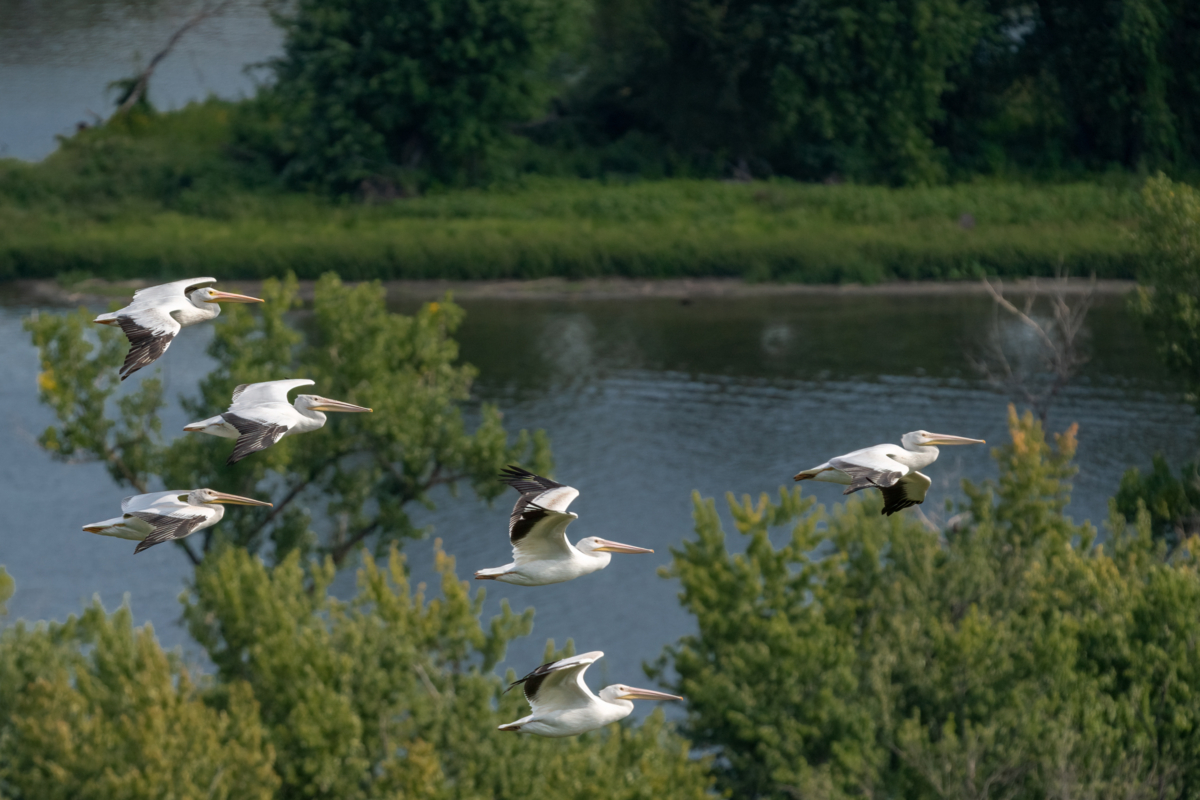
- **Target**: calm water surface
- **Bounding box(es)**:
[0,290,1196,692]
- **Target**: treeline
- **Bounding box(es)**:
[256,0,1200,190]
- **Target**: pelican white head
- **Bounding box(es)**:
[598,684,683,708]
[575,536,654,560]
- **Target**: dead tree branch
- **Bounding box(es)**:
[112,0,233,117]
[971,275,1096,422]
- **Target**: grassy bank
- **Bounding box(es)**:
[0,102,1144,282]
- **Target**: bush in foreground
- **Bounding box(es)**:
[0,543,713,800]
[657,407,1200,798]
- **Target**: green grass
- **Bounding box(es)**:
[0,100,1145,283]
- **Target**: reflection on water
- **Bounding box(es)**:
[0,0,281,160]
[0,291,1196,693]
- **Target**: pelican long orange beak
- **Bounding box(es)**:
[618,686,683,702]
[205,290,264,304]
[592,538,654,554]
[207,491,273,507]
[924,433,986,446]
[311,398,373,413]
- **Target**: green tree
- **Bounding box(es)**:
[589,0,989,183]
[1116,454,1200,547]
[1011,0,1185,170]
[25,273,550,566]
[182,541,713,800]
[0,548,713,799]
[1131,175,1200,410]
[269,0,582,190]
[0,601,279,800]
[654,405,1200,798]
[939,1,1200,175]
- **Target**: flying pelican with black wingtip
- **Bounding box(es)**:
[82,488,272,554]
[474,466,654,585]
[794,430,985,515]
[183,379,372,465]
[93,277,263,380]
[499,650,681,737]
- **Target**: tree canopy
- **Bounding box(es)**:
[0,543,713,800]
[654,407,1200,798]
[269,0,583,189]
[254,0,1200,185]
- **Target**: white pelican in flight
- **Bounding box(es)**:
[793,430,985,515]
[184,379,372,464]
[93,277,263,380]
[499,651,681,737]
[82,488,272,554]
[474,466,653,585]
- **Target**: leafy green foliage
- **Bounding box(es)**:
[4,1,1200,195]
[182,542,712,799]
[269,0,583,189]
[969,0,1199,173]
[0,568,12,616]
[26,307,164,491]
[655,406,1200,798]
[1132,174,1200,409]
[1116,454,1200,547]
[0,602,279,800]
[24,273,550,566]
[593,0,989,184]
[0,547,712,799]
[0,99,283,220]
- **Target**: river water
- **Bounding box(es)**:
[0,287,1196,691]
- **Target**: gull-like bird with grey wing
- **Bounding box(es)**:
[93,277,263,380]
[499,650,681,737]
[793,430,986,515]
[474,466,654,585]
[82,488,272,554]
[183,379,372,465]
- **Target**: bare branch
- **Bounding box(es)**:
[981,279,1058,354]
[112,0,234,117]
[972,276,1095,421]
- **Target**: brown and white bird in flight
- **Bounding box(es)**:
[93,277,262,380]
[794,430,985,515]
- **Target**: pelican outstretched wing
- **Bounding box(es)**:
[121,491,188,513]
[508,651,603,714]
[830,447,910,494]
[500,466,579,517]
[117,309,181,380]
[128,509,208,554]
[222,412,293,465]
[229,379,315,409]
[500,466,579,563]
[879,471,932,515]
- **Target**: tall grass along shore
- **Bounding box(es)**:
[0,103,1142,283]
